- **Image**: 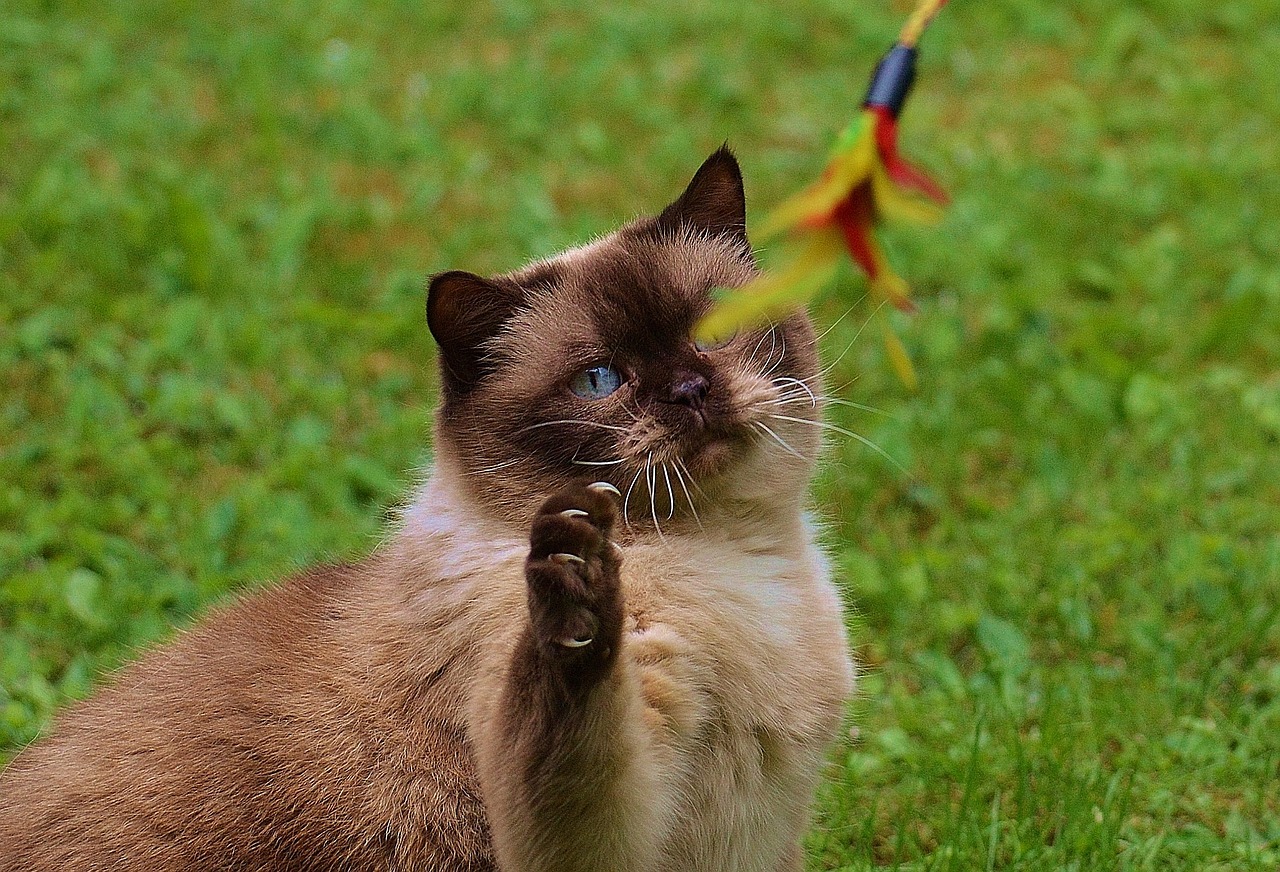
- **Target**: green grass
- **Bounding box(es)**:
[2,0,1278,868]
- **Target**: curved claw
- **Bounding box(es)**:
[556,636,593,649]
[559,508,589,519]
[550,552,586,566]
[587,481,621,498]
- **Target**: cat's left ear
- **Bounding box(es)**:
[654,144,748,249]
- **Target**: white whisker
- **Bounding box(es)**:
[760,327,778,376]
[760,396,819,410]
[746,324,776,371]
[763,331,788,377]
[767,387,818,403]
[814,297,867,343]
[771,376,817,408]
[671,460,702,530]
[619,392,645,423]
[768,413,907,473]
[754,421,806,461]
[676,457,707,500]
[661,463,674,520]
[819,299,887,379]
[646,455,664,539]
[468,457,523,475]
[823,397,890,416]
[762,390,887,417]
[622,463,645,529]
[764,395,818,410]
[517,419,629,434]
[824,373,866,396]
[570,457,628,466]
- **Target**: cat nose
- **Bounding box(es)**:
[666,373,710,411]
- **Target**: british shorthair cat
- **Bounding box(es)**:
[0,146,855,871]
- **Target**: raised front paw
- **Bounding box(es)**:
[525,481,624,672]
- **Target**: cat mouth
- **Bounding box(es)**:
[681,437,740,478]
[651,418,752,479]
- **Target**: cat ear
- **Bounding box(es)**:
[655,145,748,247]
[427,270,522,392]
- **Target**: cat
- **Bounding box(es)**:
[0,146,855,871]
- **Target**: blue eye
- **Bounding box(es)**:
[570,365,622,400]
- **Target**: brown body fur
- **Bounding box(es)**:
[0,559,495,871]
[0,148,854,871]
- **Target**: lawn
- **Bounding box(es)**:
[2,0,1278,868]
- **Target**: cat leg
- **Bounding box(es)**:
[477,482,666,872]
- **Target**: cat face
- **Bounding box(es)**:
[428,147,822,528]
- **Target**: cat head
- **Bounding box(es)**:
[427,146,822,530]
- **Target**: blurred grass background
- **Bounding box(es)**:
[2,0,1278,868]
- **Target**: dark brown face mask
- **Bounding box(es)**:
[426,147,821,527]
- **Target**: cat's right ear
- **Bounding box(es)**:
[427,270,522,393]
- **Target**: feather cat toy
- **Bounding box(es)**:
[696,0,953,390]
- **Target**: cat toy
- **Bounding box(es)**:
[695,0,952,390]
